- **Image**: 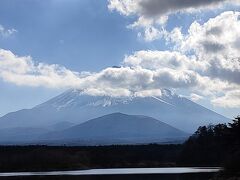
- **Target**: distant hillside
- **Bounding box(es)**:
[41,113,188,145]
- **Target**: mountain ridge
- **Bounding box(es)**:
[0,89,229,133]
[40,112,189,145]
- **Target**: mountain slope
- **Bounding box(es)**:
[0,89,228,133]
[0,127,49,143]
[42,113,188,145]
[0,121,74,143]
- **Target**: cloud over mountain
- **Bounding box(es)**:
[0,11,240,108]
[0,49,199,97]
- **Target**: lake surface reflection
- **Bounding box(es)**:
[0,167,220,180]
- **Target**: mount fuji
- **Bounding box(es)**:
[0,89,228,134]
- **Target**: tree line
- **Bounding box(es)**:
[179,116,240,175]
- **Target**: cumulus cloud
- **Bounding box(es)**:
[0,24,17,38]
[122,49,239,100]
[108,0,239,17]
[1,47,239,107]
[138,0,240,17]
[108,0,240,41]
[123,50,204,71]
[122,11,240,107]
[0,49,83,88]
[1,46,239,107]
[1,11,240,108]
[212,90,240,108]
[0,49,202,97]
[168,11,240,85]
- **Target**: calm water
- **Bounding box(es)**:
[0,167,220,180]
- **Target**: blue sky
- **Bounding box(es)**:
[0,0,142,71]
[0,0,240,118]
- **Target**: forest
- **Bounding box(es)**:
[180,116,240,177]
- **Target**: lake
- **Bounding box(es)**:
[0,167,220,180]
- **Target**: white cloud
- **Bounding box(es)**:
[212,90,240,108]
[0,49,82,88]
[108,0,240,41]
[190,93,203,102]
[122,49,239,100]
[1,12,240,108]
[123,50,204,71]
[108,0,240,18]
[0,24,17,38]
[0,49,205,98]
[168,11,240,85]
[142,26,162,41]
[134,89,162,97]
[121,11,240,107]
[108,0,137,16]
[0,47,239,107]
[109,1,240,107]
